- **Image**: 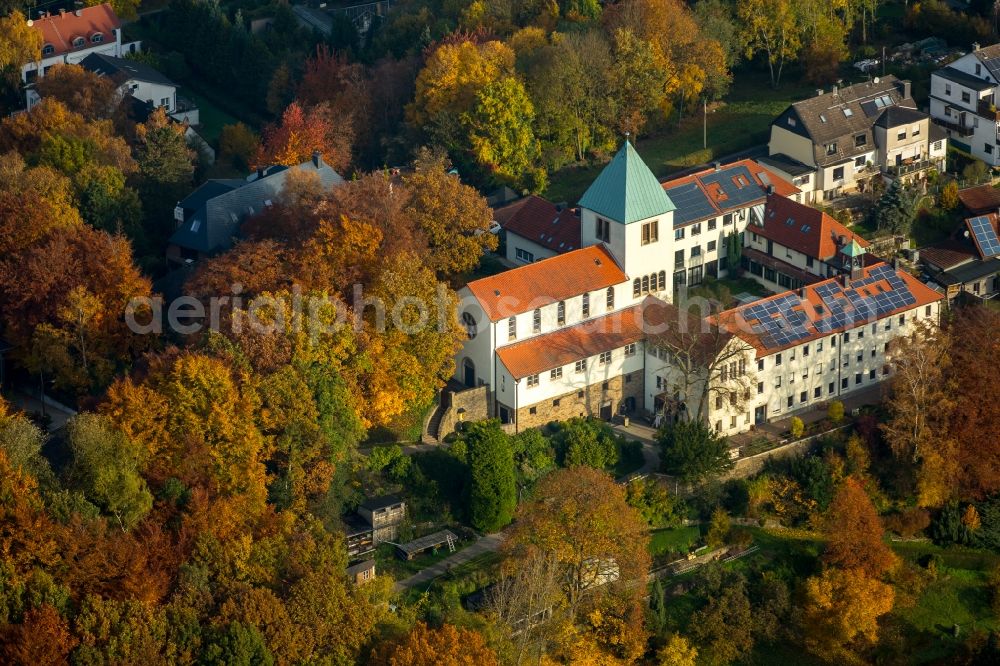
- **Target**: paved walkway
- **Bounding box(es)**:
[394,532,504,592]
[610,421,660,479]
[5,390,76,432]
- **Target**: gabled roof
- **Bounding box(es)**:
[920,240,978,271]
[717,262,943,355]
[661,159,799,227]
[31,5,120,58]
[466,245,627,322]
[80,53,175,87]
[773,76,924,167]
[753,194,868,261]
[972,43,1000,80]
[494,195,581,254]
[578,141,675,224]
[957,184,1000,214]
[360,494,404,511]
[169,157,344,254]
[496,304,646,379]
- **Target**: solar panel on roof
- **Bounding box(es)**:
[967,216,1000,258]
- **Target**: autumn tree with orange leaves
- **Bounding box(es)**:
[371,622,500,666]
[822,476,898,576]
[255,102,353,173]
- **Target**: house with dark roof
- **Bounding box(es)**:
[767,76,946,203]
[167,153,343,263]
[78,53,187,117]
[743,194,872,292]
[930,42,1000,166]
[494,195,582,264]
[957,183,1000,215]
[920,213,1000,303]
[20,4,135,84]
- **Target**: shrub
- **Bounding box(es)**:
[884,507,931,538]
[705,507,731,550]
[789,417,804,439]
[827,401,845,424]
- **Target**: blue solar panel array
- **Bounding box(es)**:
[739,264,917,350]
[663,182,718,225]
[967,216,1000,258]
[663,165,767,227]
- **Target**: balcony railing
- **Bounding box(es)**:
[932,118,975,137]
[978,99,1000,122]
[886,158,934,177]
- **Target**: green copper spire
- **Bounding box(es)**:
[578,140,676,224]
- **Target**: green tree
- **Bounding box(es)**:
[77,164,143,237]
[201,622,274,666]
[0,11,41,73]
[511,428,555,482]
[134,107,196,187]
[658,421,734,483]
[64,413,152,530]
[871,181,915,237]
[738,0,803,88]
[610,27,669,136]
[464,76,542,190]
[789,416,805,438]
[463,420,517,532]
[705,507,730,549]
[553,417,618,469]
[938,180,959,210]
[689,569,755,665]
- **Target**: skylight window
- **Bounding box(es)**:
[843,108,853,117]
[801,225,811,233]
[785,218,795,225]
[191,219,201,232]
[819,114,827,123]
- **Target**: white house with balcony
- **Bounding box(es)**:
[930,42,1000,166]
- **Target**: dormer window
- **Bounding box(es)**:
[826,142,837,155]
[72,37,85,48]
[91,33,104,44]
[42,43,54,56]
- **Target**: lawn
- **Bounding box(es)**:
[544,71,815,203]
[687,276,772,307]
[183,88,239,146]
[649,525,702,558]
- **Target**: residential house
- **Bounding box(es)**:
[920,214,1000,303]
[767,76,946,202]
[494,195,581,264]
[660,160,800,289]
[167,153,343,263]
[957,183,1000,215]
[345,560,376,586]
[21,5,135,84]
[930,43,1000,166]
[742,194,871,292]
[344,515,375,559]
[358,494,406,544]
[78,53,187,118]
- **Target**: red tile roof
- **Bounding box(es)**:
[920,240,977,270]
[958,184,1000,215]
[494,195,581,254]
[753,194,867,261]
[466,245,627,321]
[496,304,646,379]
[31,5,120,58]
[717,262,943,355]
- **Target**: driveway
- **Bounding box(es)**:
[611,420,660,479]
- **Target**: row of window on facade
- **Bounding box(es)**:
[770,349,889,390]
[524,343,638,388]
[595,213,736,246]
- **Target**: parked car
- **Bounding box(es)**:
[853,58,879,72]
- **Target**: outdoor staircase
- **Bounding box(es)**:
[421,393,449,444]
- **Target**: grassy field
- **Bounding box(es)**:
[649,525,702,558]
[184,89,239,145]
[544,71,815,204]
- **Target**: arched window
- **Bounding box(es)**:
[71,36,85,48]
[461,312,477,338]
[642,276,649,293]
[91,33,104,43]
[42,43,54,56]
[632,279,641,297]
[606,287,614,309]
[658,271,666,291]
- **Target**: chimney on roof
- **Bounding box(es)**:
[74,9,82,16]
[816,89,823,97]
[974,42,981,52]
[712,161,721,171]
[256,167,264,180]
[831,84,838,96]
[312,150,323,169]
[895,79,912,100]
[59,8,65,17]
[766,184,775,195]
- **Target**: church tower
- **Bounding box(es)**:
[578,140,677,300]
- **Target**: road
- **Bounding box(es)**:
[394,532,504,592]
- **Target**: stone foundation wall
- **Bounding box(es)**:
[438,385,490,438]
[515,370,644,431]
